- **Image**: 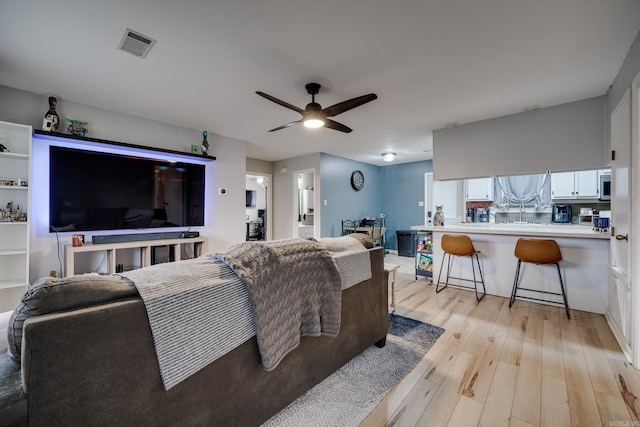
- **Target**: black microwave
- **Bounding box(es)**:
[600,174,611,201]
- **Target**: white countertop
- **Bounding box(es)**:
[410,223,610,240]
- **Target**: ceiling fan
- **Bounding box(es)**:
[256,83,377,133]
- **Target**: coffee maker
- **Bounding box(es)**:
[552,204,572,223]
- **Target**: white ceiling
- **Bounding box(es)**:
[1,1,639,166]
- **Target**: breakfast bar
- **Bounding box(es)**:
[411,223,610,314]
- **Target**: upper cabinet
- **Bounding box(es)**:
[551,169,598,199]
[466,178,494,201]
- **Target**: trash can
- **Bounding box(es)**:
[396,230,417,257]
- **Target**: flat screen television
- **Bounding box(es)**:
[49,146,205,232]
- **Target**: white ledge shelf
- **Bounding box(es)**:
[0,152,28,159]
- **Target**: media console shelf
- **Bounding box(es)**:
[64,237,206,277]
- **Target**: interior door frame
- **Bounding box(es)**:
[246,171,272,241]
[631,73,640,367]
[291,168,319,239]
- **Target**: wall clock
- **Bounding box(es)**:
[351,170,365,191]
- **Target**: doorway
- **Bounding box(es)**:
[292,169,317,239]
[245,172,272,241]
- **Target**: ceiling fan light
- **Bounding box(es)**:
[382,152,396,162]
[303,118,325,128]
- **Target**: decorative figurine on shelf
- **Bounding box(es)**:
[0,137,7,152]
[201,130,209,156]
[42,96,60,132]
[433,205,444,226]
[0,201,26,222]
[65,119,88,137]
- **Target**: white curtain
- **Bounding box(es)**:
[496,174,549,211]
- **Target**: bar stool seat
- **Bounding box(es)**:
[436,234,486,301]
[510,238,570,318]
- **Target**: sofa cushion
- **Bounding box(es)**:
[346,233,374,248]
[7,274,137,361]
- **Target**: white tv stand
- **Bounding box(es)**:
[64,237,206,277]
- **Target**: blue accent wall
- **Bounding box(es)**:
[319,153,432,251]
[320,153,381,237]
[379,160,433,250]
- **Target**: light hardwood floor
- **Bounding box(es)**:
[362,270,640,427]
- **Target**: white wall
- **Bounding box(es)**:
[273,153,321,240]
[0,85,247,281]
[433,96,606,180]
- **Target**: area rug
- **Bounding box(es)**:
[262,314,445,427]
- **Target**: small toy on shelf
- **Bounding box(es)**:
[0,200,27,222]
[65,119,89,137]
[0,137,8,152]
[201,130,209,156]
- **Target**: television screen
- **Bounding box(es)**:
[245,190,256,208]
[49,146,205,232]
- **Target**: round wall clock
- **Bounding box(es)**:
[351,170,365,191]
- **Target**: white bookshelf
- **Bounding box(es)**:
[0,120,32,311]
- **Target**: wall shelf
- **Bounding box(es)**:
[34,130,216,162]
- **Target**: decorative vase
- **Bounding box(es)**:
[42,97,60,132]
[201,130,209,156]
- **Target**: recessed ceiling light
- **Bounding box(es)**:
[382,152,396,162]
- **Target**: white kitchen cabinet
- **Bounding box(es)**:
[466,177,494,201]
[0,121,32,311]
[551,169,598,199]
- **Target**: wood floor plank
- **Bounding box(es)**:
[509,418,536,427]
[560,317,602,427]
[592,315,627,362]
[415,351,476,427]
[446,395,483,427]
[578,324,622,397]
[607,358,640,421]
[542,314,565,381]
[595,391,633,426]
[541,375,570,427]
[477,361,519,427]
[499,307,528,367]
[462,327,508,405]
[511,336,542,426]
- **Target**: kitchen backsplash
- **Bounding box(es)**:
[466,201,611,224]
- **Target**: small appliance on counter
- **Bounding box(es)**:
[466,208,475,223]
[476,208,488,223]
[552,204,572,223]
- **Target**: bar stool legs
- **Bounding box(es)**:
[436,236,486,302]
[509,238,570,319]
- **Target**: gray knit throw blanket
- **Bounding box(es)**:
[212,238,342,371]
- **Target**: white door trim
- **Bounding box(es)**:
[291,168,318,239]
[631,72,640,367]
[246,171,272,241]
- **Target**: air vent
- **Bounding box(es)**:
[118,28,156,58]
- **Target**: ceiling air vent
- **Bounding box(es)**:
[118,28,156,58]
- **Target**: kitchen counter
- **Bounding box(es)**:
[411,222,609,314]
[411,223,609,239]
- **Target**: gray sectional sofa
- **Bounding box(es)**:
[0,240,387,427]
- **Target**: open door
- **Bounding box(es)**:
[607,89,632,362]
[245,173,271,241]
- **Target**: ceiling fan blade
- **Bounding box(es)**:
[322,93,377,117]
[324,119,352,133]
[256,91,304,115]
[268,120,301,132]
